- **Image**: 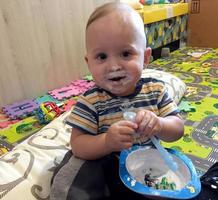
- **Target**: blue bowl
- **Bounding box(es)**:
[119,145,201,199]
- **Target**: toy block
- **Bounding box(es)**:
[60,99,77,113]
[0,111,20,129]
[0,120,20,129]
[36,94,61,105]
[71,79,95,92]
[48,85,84,100]
[71,79,95,88]
[2,99,39,120]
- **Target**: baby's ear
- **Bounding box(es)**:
[144,47,152,66]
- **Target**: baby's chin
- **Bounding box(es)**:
[95,77,136,96]
[105,85,135,96]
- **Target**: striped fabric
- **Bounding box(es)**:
[66,78,179,135]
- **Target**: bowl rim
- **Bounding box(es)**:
[119,145,201,199]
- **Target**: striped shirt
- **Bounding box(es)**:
[66,78,179,138]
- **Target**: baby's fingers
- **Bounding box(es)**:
[135,110,145,124]
[138,114,151,132]
[120,134,134,143]
[119,120,138,130]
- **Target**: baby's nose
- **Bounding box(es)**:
[110,64,121,71]
[108,57,122,71]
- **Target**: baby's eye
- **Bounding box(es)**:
[96,53,107,60]
[121,51,131,58]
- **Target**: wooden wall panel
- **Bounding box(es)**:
[0,0,114,107]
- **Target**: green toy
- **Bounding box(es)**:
[179,100,196,112]
[154,177,177,190]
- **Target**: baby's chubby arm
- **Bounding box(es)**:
[135,110,184,142]
[70,120,137,160]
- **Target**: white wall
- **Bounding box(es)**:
[0,0,114,107]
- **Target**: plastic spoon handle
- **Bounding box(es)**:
[150,136,178,172]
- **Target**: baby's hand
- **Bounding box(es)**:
[135,110,163,138]
[105,120,137,152]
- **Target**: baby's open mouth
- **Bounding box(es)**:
[109,76,125,82]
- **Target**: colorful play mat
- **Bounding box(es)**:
[148,47,218,176]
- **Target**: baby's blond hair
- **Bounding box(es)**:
[86,2,143,29]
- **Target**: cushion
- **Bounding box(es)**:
[142,68,186,104]
[0,111,71,200]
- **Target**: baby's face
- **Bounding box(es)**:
[85,12,147,96]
